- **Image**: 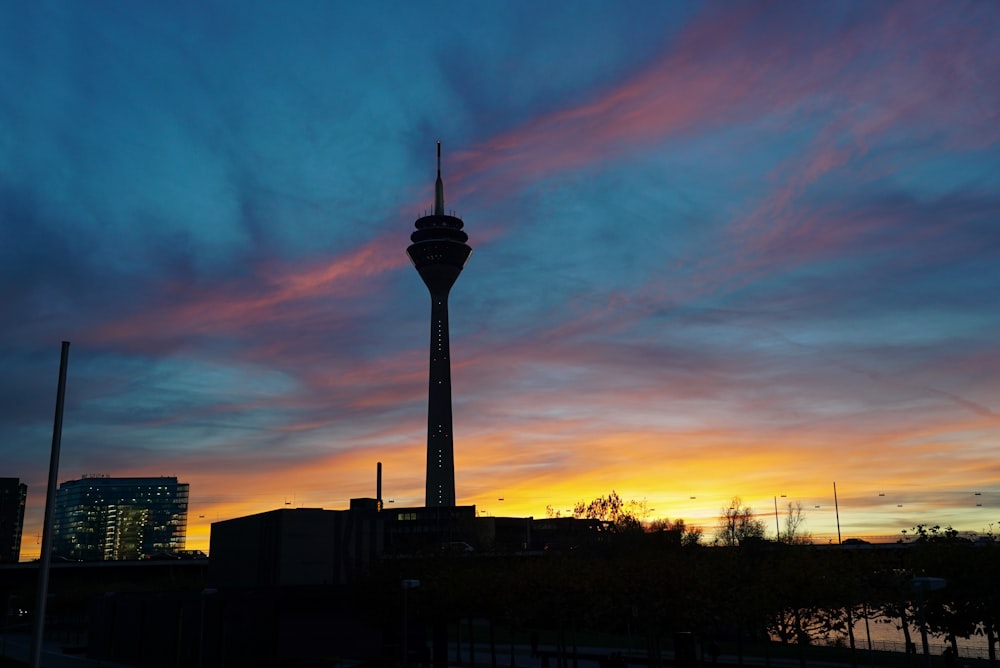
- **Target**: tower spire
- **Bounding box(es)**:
[434,140,445,215]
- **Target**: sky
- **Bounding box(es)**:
[2,1,999,558]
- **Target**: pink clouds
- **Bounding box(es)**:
[87,234,407,348]
[447,6,773,198]
[439,3,999,299]
[81,3,999,363]
[721,5,999,269]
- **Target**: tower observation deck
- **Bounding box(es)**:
[407,143,472,507]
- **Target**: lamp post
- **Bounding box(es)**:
[833,482,842,545]
[773,495,786,541]
[31,341,70,668]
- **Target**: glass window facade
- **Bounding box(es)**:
[52,476,189,561]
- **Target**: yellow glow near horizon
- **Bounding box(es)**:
[16,422,998,561]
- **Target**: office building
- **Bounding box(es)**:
[406,143,472,507]
[52,475,189,561]
[0,477,27,563]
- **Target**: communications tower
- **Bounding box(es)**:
[407,143,472,507]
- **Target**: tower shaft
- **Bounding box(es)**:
[425,289,456,506]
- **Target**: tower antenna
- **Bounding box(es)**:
[434,141,445,215]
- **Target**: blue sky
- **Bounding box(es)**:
[2,1,999,555]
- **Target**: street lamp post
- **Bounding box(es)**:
[31,341,71,668]
[773,495,786,541]
[833,482,842,545]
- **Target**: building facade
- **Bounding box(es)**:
[0,477,27,563]
[52,475,189,561]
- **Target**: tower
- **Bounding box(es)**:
[407,143,472,507]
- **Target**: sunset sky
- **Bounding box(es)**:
[3,2,999,558]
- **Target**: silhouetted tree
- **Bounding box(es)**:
[715,497,767,546]
[902,525,985,659]
[573,491,643,534]
[646,517,703,546]
[779,501,812,545]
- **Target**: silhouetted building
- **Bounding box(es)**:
[207,501,482,588]
[208,505,382,588]
[0,477,27,563]
[382,503,477,555]
[52,475,189,561]
[407,143,472,507]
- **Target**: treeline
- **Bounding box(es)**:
[362,526,1000,664]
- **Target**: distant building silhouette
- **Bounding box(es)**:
[52,475,189,561]
[209,505,381,587]
[208,501,483,588]
[407,143,472,507]
[0,477,27,562]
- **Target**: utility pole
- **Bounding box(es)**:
[833,482,842,545]
[31,341,70,668]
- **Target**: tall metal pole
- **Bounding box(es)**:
[833,481,842,545]
[30,341,70,668]
[773,496,780,540]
